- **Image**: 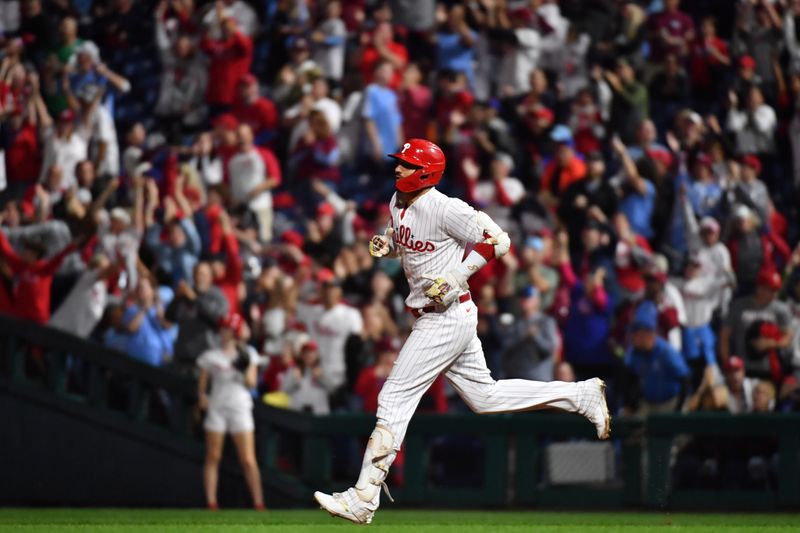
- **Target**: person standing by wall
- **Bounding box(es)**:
[197,312,264,511]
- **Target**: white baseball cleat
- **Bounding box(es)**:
[579,378,611,439]
[314,489,375,524]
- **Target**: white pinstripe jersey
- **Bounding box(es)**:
[389,188,485,309]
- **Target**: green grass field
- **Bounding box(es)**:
[1,509,798,532]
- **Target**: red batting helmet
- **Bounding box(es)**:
[388,139,446,193]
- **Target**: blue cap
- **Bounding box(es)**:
[550,124,573,144]
[526,236,544,251]
[519,285,539,299]
[631,301,658,331]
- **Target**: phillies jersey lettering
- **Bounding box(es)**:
[393,225,436,253]
[388,188,483,309]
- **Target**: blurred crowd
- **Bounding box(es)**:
[1,0,800,425]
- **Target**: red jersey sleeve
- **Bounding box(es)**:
[0,231,26,273]
[222,233,243,284]
[259,147,282,187]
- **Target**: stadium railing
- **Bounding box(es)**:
[1,315,799,509]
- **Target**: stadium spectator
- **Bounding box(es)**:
[435,5,477,90]
[562,263,614,382]
[144,194,202,285]
[724,355,759,414]
[228,124,281,242]
[289,110,340,209]
[358,21,408,90]
[49,253,116,338]
[155,5,208,136]
[500,286,559,382]
[354,335,398,413]
[690,16,730,111]
[649,54,690,132]
[231,75,277,145]
[752,380,777,413]
[283,78,342,152]
[606,59,648,144]
[361,60,403,171]
[210,210,243,313]
[311,0,347,88]
[299,271,364,396]
[197,311,265,511]
[539,125,586,207]
[39,106,91,190]
[497,7,541,97]
[726,87,777,158]
[647,0,695,63]
[165,261,229,376]
[398,63,433,141]
[613,136,657,241]
[624,300,690,414]
[720,268,794,382]
[122,277,174,366]
[280,340,330,415]
[67,41,131,106]
[200,11,253,115]
[725,204,782,296]
[0,230,78,324]
[1,72,42,203]
[201,0,258,40]
[733,0,783,102]
[53,16,82,66]
[673,254,725,390]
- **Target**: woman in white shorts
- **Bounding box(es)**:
[197,312,265,510]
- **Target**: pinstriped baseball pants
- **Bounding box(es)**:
[376,301,584,450]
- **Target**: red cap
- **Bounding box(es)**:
[739,55,756,70]
[647,148,673,169]
[316,268,336,284]
[757,268,782,291]
[455,90,474,108]
[213,113,239,131]
[218,312,244,336]
[724,356,745,372]
[317,202,336,217]
[281,229,304,248]
[741,154,762,175]
[529,106,555,124]
[58,109,75,122]
[300,340,319,352]
[239,73,258,86]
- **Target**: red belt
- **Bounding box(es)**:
[409,293,472,318]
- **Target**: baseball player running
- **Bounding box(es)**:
[314,139,610,524]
